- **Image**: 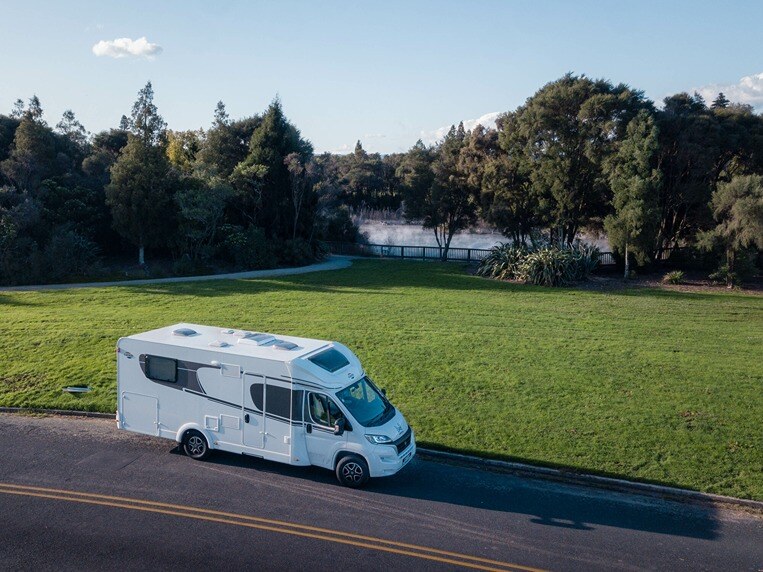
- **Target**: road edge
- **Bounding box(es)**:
[2,407,760,514]
[417,448,763,514]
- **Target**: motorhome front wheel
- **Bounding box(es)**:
[336,454,370,488]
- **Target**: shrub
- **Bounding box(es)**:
[518,248,577,287]
[662,270,685,285]
[40,227,100,282]
[568,243,601,280]
[709,251,758,287]
[478,243,600,287]
[274,237,314,266]
[219,225,277,270]
[316,206,365,243]
[477,243,527,280]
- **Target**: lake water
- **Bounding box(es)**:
[359,222,610,250]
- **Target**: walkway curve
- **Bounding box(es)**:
[0,256,353,292]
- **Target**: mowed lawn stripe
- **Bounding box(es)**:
[1,260,761,500]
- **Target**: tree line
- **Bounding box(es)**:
[1,73,762,285]
[394,75,762,281]
[0,84,363,284]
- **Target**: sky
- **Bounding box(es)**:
[1,0,762,154]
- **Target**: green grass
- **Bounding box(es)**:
[1,260,761,499]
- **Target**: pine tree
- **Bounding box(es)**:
[711,92,730,109]
[106,82,174,265]
[213,100,229,127]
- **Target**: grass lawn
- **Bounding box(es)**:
[1,260,761,499]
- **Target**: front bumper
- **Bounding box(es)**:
[368,433,416,477]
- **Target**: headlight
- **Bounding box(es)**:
[365,434,393,444]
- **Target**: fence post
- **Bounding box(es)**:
[401,246,405,260]
[467,248,471,262]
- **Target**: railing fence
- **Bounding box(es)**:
[326,241,688,268]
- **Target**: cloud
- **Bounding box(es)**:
[696,72,763,111]
[420,111,500,145]
[92,37,163,59]
[328,143,353,154]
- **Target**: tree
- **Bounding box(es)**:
[105,83,174,265]
[0,97,56,192]
[698,174,763,287]
[499,74,650,245]
[128,82,167,146]
[340,141,384,208]
[481,153,538,245]
[166,129,202,174]
[197,102,259,180]
[407,124,479,260]
[10,99,25,119]
[711,92,730,109]
[397,140,434,219]
[56,110,88,149]
[603,110,662,277]
[175,180,232,263]
[231,98,312,239]
[284,152,317,240]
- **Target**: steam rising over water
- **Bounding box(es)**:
[359,223,502,249]
[359,222,610,250]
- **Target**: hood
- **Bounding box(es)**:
[370,409,409,440]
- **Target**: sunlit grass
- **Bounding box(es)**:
[1,260,761,499]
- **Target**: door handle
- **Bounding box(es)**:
[306,424,312,434]
[244,414,250,423]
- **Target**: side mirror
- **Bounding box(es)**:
[381,388,387,396]
[333,417,346,436]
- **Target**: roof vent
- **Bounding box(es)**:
[273,340,299,351]
[220,329,235,335]
[209,340,231,348]
[238,332,276,347]
[172,328,198,337]
[246,333,276,345]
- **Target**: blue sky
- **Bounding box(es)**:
[1,1,762,154]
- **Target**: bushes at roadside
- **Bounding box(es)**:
[478,243,600,287]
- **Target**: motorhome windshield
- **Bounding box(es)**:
[336,377,393,427]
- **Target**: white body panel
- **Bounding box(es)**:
[116,323,415,478]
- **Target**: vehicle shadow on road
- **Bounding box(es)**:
[176,446,721,541]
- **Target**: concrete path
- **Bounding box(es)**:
[0,256,353,292]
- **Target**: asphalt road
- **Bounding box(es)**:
[0,414,760,571]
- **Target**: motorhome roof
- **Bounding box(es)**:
[126,323,331,361]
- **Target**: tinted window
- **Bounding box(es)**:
[308,348,350,373]
[250,383,264,410]
[145,356,177,383]
[250,382,302,421]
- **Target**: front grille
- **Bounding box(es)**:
[394,428,412,454]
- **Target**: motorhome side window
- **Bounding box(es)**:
[308,393,343,428]
[145,356,177,383]
[249,383,303,421]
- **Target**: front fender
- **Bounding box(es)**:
[332,442,369,469]
[175,422,215,449]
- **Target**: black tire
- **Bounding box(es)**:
[335,454,370,488]
[183,430,211,460]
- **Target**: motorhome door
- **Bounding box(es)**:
[243,374,293,458]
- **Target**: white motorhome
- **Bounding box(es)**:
[116,323,415,487]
